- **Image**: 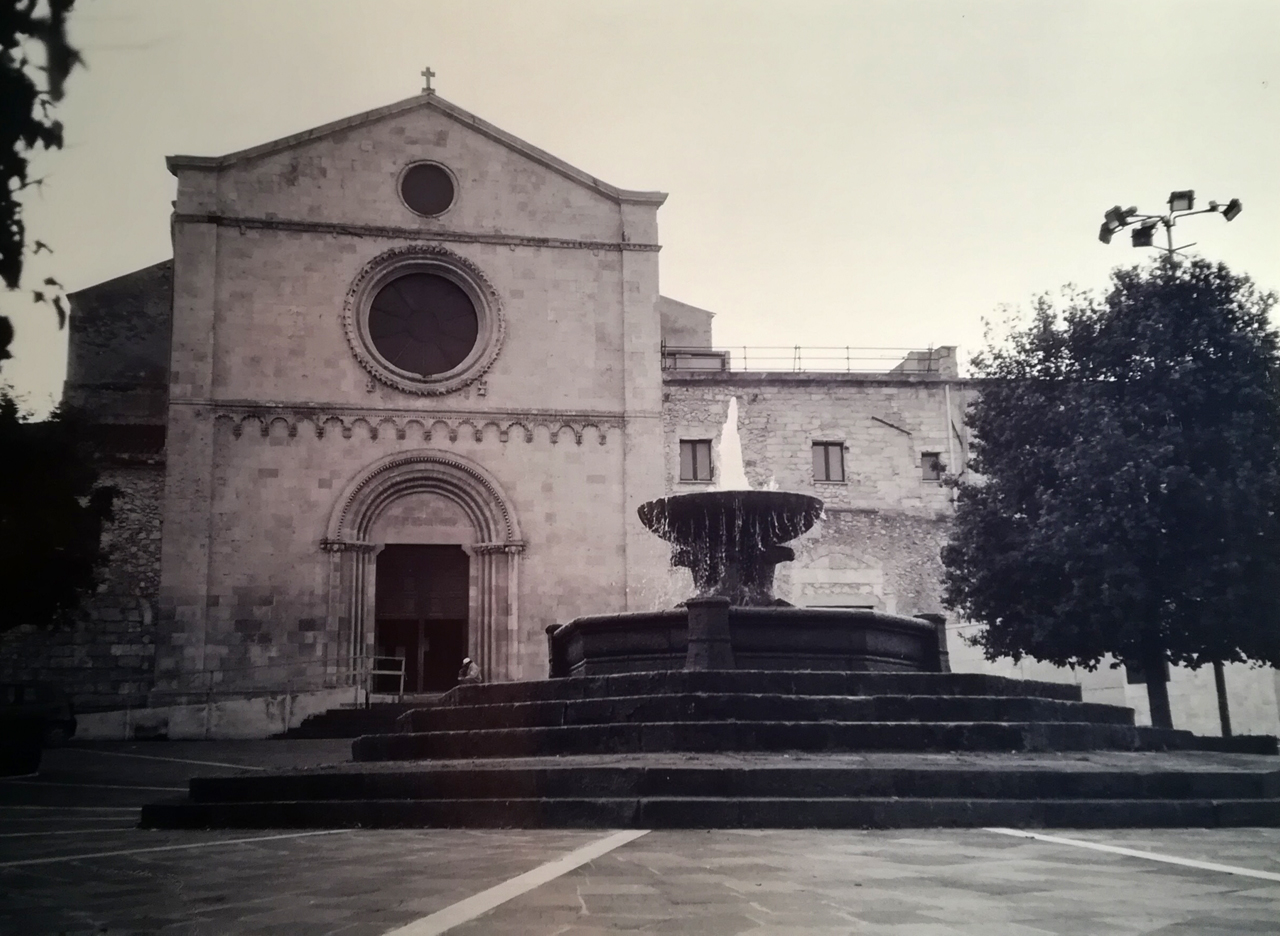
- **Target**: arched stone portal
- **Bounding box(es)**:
[322,450,525,683]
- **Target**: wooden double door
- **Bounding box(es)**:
[374,545,470,692]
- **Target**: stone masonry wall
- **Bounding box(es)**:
[157,98,667,690]
[0,461,163,711]
[658,373,967,615]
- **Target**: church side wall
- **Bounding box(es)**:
[0,462,163,711]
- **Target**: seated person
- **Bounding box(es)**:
[457,656,482,685]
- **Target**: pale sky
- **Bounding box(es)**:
[4,0,1278,413]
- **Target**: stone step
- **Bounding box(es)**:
[139,795,1280,830]
[442,671,1084,706]
[186,765,1280,804]
[352,720,1202,761]
[400,693,1134,733]
[277,704,420,739]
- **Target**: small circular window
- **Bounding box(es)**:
[367,273,478,377]
[399,163,455,216]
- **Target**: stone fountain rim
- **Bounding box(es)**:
[637,490,825,537]
[553,606,938,638]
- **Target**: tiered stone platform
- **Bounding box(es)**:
[142,671,1280,829]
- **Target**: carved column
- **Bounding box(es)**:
[470,541,525,682]
[321,538,378,689]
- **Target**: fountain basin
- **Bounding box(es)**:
[638,490,823,606]
[548,606,944,677]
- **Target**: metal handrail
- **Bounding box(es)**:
[661,344,945,374]
[366,655,406,702]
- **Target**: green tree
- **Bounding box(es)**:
[941,257,1280,730]
[0,392,114,632]
[1,0,80,363]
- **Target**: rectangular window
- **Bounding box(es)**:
[921,452,945,481]
[812,442,845,482]
[679,439,714,482]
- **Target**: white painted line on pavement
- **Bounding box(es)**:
[985,828,1280,883]
[0,826,137,839]
[0,781,185,792]
[0,805,140,812]
[382,829,650,936]
[69,749,268,771]
[0,829,351,869]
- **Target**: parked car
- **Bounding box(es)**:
[0,681,77,745]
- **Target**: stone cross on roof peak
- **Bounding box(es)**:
[420,66,436,95]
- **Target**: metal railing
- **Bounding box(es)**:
[366,655,407,701]
[661,344,949,374]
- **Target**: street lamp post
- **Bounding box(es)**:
[1097,188,1243,739]
[1097,189,1242,256]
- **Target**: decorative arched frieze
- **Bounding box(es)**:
[209,408,619,448]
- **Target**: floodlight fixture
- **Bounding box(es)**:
[1098,190,1243,255]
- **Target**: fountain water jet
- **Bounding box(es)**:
[715,396,751,491]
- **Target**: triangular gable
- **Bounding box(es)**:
[166,92,666,207]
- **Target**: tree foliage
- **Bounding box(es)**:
[941,257,1280,727]
[0,392,114,633]
[0,0,80,363]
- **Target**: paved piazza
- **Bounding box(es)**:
[2,742,1278,935]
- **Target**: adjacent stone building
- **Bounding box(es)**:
[10,89,1276,737]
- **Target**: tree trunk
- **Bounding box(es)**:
[1212,660,1232,737]
[1141,638,1173,730]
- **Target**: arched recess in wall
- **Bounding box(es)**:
[322,450,525,682]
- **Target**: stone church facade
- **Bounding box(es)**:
[8,90,1277,737]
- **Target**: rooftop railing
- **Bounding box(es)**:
[661,344,957,375]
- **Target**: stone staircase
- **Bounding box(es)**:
[275,701,425,739]
[355,671,1274,759]
[143,671,1280,829]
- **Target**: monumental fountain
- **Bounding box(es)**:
[141,397,1279,830]
[548,395,945,676]
[546,489,946,677]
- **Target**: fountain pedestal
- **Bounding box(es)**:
[685,597,733,671]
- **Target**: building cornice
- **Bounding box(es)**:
[171,212,660,252]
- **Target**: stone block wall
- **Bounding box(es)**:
[155,96,670,691]
[153,412,634,691]
[662,372,967,512]
[657,372,967,615]
[0,460,163,711]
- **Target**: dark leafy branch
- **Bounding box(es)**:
[0,392,116,633]
[0,0,80,363]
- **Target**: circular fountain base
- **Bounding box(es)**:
[548,606,944,677]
